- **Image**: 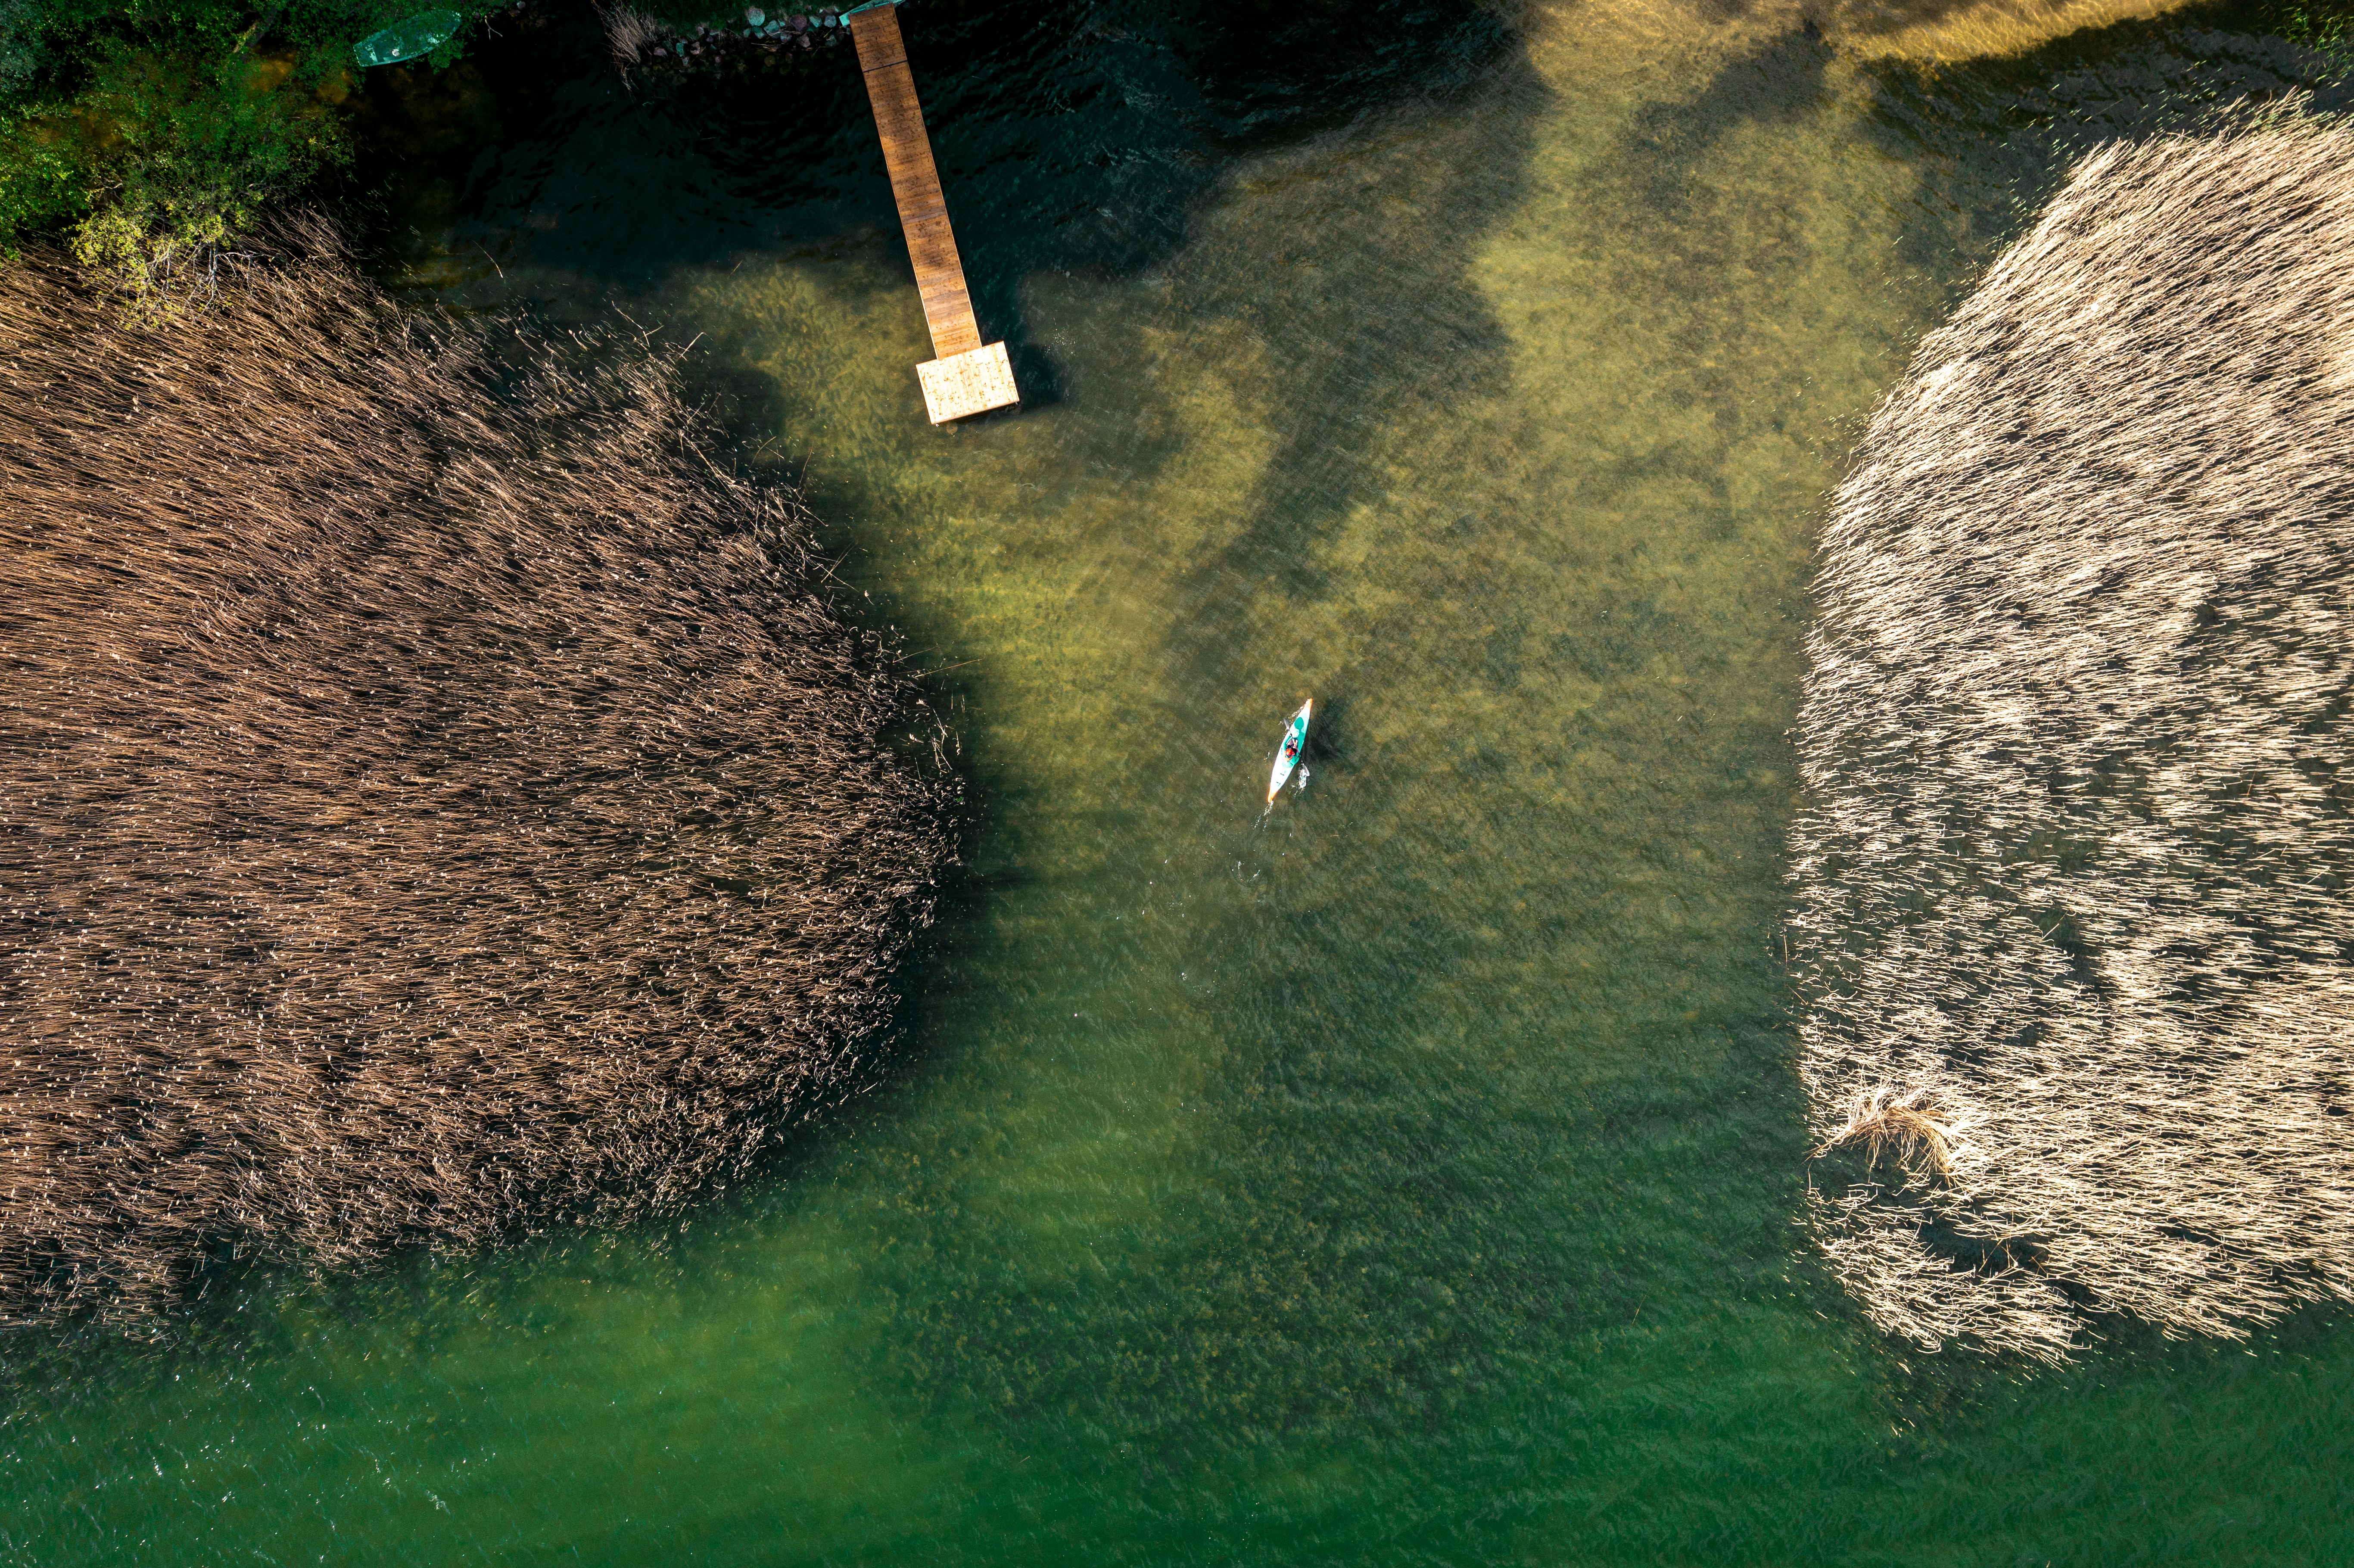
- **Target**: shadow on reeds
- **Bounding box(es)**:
[1867,0,2354,267]
[0,233,956,1326]
[1790,119,2354,1363]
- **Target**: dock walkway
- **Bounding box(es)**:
[849,4,1019,423]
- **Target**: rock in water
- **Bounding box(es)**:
[1790,126,2354,1363]
[0,234,955,1321]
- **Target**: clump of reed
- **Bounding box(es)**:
[598,3,663,64]
[1811,1086,1959,1182]
[1789,123,2354,1362]
[599,1,666,69]
[0,226,955,1322]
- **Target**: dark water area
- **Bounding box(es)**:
[7,1,2354,1563]
[350,0,1514,333]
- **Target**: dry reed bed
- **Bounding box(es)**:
[1790,126,2354,1362]
[0,238,954,1321]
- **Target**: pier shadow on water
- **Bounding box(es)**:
[350,0,1515,342]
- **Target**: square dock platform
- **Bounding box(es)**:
[918,342,1020,424]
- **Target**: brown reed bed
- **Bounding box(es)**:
[1789,122,2354,1363]
[0,228,955,1323]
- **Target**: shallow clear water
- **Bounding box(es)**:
[9,2,2354,1562]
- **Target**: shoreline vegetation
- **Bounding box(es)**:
[0,228,955,1322]
[0,0,521,302]
[0,0,808,303]
[5,0,2348,308]
[1790,123,2354,1363]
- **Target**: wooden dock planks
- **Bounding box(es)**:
[851,4,981,359]
[849,3,1018,423]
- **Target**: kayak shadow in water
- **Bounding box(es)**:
[1292,688,1361,792]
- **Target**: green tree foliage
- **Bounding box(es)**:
[0,0,482,299]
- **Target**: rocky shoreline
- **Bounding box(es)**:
[602,3,857,76]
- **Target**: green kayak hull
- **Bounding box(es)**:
[355,10,463,66]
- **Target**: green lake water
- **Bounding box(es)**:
[8,1,2354,1562]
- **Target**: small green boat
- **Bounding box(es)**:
[355,9,463,66]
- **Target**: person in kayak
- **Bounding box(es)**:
[1267,698,1312,804]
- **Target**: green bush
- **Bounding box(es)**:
[0,0,483,300]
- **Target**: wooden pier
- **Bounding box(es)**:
[848,3,1020,424]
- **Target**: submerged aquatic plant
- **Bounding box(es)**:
[0,228,954,1322]
[1790,123,2354,1363]
[2286,2,2354,65]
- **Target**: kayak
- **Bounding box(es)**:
[1267,699,1312,803]
[355,9,462,66]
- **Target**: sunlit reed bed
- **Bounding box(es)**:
[1815,0,2197,60]
[0,232,954,1322]
[1790,124,2354,1362]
